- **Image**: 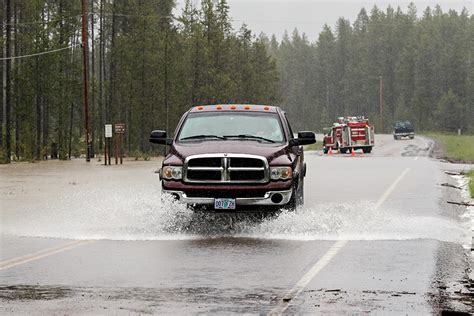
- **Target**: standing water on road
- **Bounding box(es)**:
[1,182,468,244]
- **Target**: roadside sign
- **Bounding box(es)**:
[115,123,126,134]
[105,124,113,138]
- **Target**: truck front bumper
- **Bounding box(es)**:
[162,189,293,206]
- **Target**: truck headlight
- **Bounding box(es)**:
[162,166,183,180]
[270,167,293,180]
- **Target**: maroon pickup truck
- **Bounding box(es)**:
[149,104,316,211]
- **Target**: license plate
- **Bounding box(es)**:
[214,198,236,210]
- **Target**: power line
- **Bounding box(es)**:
[1,12,174,31]
[0,43,82,61]
[2,14,82,27]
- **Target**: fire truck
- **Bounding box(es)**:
[323,116,375,154]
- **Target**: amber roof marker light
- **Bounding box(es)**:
[197,106,204,110]
[264,106,270,111]
[244,105,251,110]
[230,105,237,110]
[216,105,223,110]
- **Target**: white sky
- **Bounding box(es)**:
[174,0,474,41]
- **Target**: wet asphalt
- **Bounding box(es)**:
[0,135,473,314]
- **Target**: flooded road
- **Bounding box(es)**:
[1,135,472,314]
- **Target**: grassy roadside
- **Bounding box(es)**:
[468,170,474,198]
[426,133,474,198]
[304,142,323,151]
[426,133,474,163]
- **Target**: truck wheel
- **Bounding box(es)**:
[285,180,303,211]
[340,148,347,154]
[409,135,415,139]
[296,179,304,207]
[285,192,296,211]
[363,147,372,154]
[323,147,329,154]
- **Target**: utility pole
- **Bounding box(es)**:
[379,76,383,133]
[326,82,330,109]
[81,0,91,162]
[4,0,12,163]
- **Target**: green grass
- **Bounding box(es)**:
[468,170,474,198]
[305,142,323,151]
[426,133,474,163]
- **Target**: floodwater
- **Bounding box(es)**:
[1,135,472,314]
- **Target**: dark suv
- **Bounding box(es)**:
[149,104,316,211]
[393,121,415,140]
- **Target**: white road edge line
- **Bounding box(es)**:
[269,167,411,315]
[0,240,93,271]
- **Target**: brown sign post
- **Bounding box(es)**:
[114,123,125,164]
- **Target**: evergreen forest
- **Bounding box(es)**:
[1,0,473,162]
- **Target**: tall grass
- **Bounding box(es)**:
[468,170,474,198]
[426,133,474,163]
[304,142,323,151]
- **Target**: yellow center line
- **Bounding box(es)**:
[0,240,94,271]
[269,168,411,315]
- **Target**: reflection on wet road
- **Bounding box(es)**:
[1,135,472,314]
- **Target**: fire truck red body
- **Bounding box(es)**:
[323,116,375,154]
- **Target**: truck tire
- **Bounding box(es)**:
[285,179,303,211]
[340,148,348,154]
[285,190,296,211]
[323,147,329,154]
[363,147,372,154]
[296,179,304,207]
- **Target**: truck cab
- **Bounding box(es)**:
[323,125,343,153]
[149,104,316,212]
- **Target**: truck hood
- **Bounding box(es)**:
[170,141,290,163]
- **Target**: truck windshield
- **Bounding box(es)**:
[395,121,412,128]
[178,112,285,143]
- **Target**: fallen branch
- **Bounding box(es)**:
[444,171,461,176]
[447,201,474,207]
[440,183,462,190]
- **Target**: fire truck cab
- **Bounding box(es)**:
[323,116,375,154]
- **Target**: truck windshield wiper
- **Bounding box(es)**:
[180,134,226,141]
[223,134,276,143]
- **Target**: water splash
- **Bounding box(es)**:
[1,185,469,244]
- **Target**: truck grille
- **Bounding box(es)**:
[185,189,268,198]
[184,154,269,183]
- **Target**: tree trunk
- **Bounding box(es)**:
[4,0,12,163]
[13,4,19,160]
[98,0,104,150]
[0,1,5,148]
[90,0,96,156]
[164,25,170,138]
[107,0,117,124]
[68,102,74,159]
[140,0,146,153]
[35,26,42,160]
[57,0,65,159]
[41,8,48,159]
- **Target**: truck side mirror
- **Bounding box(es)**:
[149,130,173,145]
[290,131,316,146]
